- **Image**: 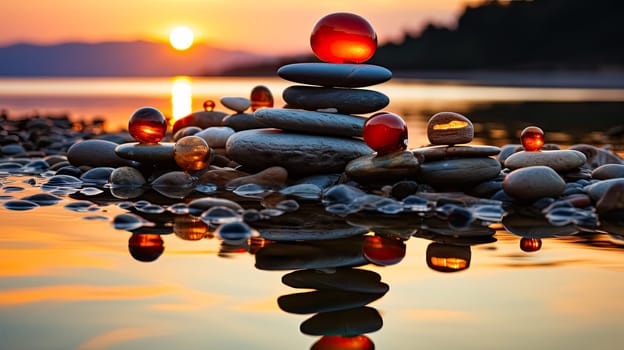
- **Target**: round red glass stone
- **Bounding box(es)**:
[520,237,542,252]
[128,233,164,262]
[128,107,168,144]
[362,112,408,155]
[362,235,406,266]
[250,85,274,112]
[203,100,215,112]
[520,126,544,152]
[310,12,377,64]
[312,335,374,350]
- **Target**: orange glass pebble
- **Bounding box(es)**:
[520,126,544,152]
[128,107,168,144]
[173,135,212,171]
[520,237,542,252]
[362,112,408,155]
[310,12,377,64]
[128,233,164,262]
[362,235,406,266]
[250,85,274,112]
[203,100,215,112]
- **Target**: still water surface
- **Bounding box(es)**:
[0,77,623,349]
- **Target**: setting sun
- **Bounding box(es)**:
[169,26,194,51]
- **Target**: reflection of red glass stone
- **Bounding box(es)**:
[128,234,165,262]
[312,335,374,350]
[362,235,406,266]
[310,12,377,64]
[520,238,542,252]
[128,107,168,144]
[203,100,215,112]
[362,112,408,155]
[250,85,274,112]
[520,126,544,152]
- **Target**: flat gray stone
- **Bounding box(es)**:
[413,145,501,161]
[220,97,251,113]
[345,151,420,184]
[504,150,586,172]
[226,129,372,177]
[503,165,566,201]
[172,111,227,134]
[282,268,388,293]
[115,142,174,164]
[67,139,134,168]
[417,157,501,186]
[592,164,624,180]
[278,63,392,88]
[194,126,235,148]
[283,85,389,115]
[254,108,365,138]
[222,113,267,131]
[585,178,624,201]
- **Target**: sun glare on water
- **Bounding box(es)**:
[169,26,194,51]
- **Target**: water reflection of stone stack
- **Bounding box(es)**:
[254,237,387,347]
[225,63,392,177]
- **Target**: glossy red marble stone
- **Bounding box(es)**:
[520,237,542,252]
[310,12,377,64]
[128,107,168,144]
[362,235,406,266]
[250,85,274,112]
[203,100,216,112]
[174,136,212,171]
[520,126,544,152]
[128,233,164,262]
[311,335,374,350]
[362,112,408,155]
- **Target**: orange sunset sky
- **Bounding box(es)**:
[0,0,479,55]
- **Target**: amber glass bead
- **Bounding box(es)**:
[128,107,167,144]
[174,136,212,171]
[362,235,406,266]
[310,12,377,64]
[520,237,542,252]
[520,126,544,152]
[250,85,274,111]
[203,100,215,112]
[312,335,374,350]
[362,112,408,155]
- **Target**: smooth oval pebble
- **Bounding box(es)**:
[592,164,624,180]
[187,197,243,216]
[504,150,586,172]
[226,129,372,177]
[80,167,115,186]
[42,175,83,188]
[278,63,392,88]
[426,112,474,145]
[216,221,254,242]
[3,199,39,211]
[413,145,501,161]
[222,113,267,131]
[220,97,251,113]
[109,166,146,187]
[254,108,366,138]
[226,166,288,190]
[200,206,240,224]
[282,85,389,115]
[503,165,566,201]
[115,142,175,164]
[112,213,151,231]
[21,193,63,206]
[585,178,624,201]
[345,151,420,184]
[194,127,235,148]
[417,157,501,187]
[67,139,133,167]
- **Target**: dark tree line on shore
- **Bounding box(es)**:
[369,0,623,71]
[221,0,623,75]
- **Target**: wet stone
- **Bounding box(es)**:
[3,199,39,211]
[585,178,624,202]
[592,164,624,180]
[187,197,243,216]
[80,167,114,186]
[21,193,63,206]
[216,221,254,242]
[226,129,372,177]
[1,144,26,156]
[254,108,366,138]
[109,166,146,187]
[172,111,227,134]
[283,85,389,115]
[345,151,420,184]
[282,268,388,294]
[115,142,175,164]
[55,165,83,178]
[199,168,249,187]
[67,139,134,168]
[172,126,202,142]
[279,184,322,200]
[201,206,240,224]
[278,63,392,88]
[278,290,384,315]
[220,97,251,113]
[504,150,586,172]
[322,184,367,206]
[194,127,235,148]
[569,144,623,170]
[417,157,501,187]
[426,112,474,145]
[226,166,288,190]
[413,145,501,161]
[596,182,624,217]
[503,166,566,201]
[222,113,267,131]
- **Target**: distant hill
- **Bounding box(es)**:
[222,0,624,75]
[0,40,270,76]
